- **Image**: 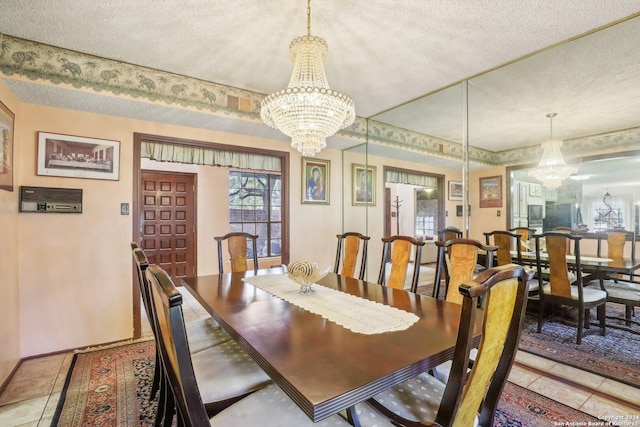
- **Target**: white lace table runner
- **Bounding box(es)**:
[242,274,419,335]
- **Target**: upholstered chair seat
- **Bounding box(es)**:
[185,316,232,354]
[191,339,272,409]
[541,283,607,302]
[604,285,640,303]
[348,372,473,427]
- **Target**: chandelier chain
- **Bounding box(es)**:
[307,0,311,37]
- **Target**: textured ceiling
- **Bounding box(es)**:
[2,1,640,156]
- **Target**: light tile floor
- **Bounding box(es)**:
[1,290,639,426]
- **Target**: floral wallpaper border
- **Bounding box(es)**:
[2,34,639,167]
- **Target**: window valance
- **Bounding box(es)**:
[385,170,438,189]
[141,142,281,172]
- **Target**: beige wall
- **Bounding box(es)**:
[0,81,22,385]
[11,101,298,360]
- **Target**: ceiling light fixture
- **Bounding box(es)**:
[529,113,577,190]
[260,0,355,157]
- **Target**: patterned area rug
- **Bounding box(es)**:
[518,305,640,388]
[52,339,599,426]
[52,339,157,427]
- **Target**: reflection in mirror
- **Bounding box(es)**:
[509,153,640,237]
[345,13,640,266]
[469,14,640,244]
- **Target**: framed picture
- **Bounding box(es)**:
[0,100,15,192]
[479,175,502,208]
[529,183,542,197]
[37,132,120,180]
[456,205,471,217]
[302,157,330,204]
[448,180,463,201]
[352,164,376,206]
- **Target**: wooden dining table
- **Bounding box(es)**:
[182,268,481,422]
[515,250,640,278]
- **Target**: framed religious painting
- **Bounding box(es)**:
[352,164,376,206]
[479,175,502,208]
[0,100,15,192]
[37,132,120,180]
[302,157,330,204]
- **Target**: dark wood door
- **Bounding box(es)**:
[139,171,196,281]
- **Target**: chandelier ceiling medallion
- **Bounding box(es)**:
[260,0,355,157]
[529,113,577,190]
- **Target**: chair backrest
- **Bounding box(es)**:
[438,226,463,242]
[377,235,425,292]
[131,245,154,332]
[334,232,370,280]
[146,264,211,426]
[435,264,532,427]
[484,230,522,266]
[434,238,497,304]
[214,232,259,273]
[534,232,583,298]
[550,227,575,254]
[509,227,536,251]
[597,229,636,260]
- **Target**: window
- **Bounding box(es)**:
[416,215,434,237]
[229,171,281,257]
[415,188,438,237]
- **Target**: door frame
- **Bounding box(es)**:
[132,133,290,338]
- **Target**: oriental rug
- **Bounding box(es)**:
[52,339,600,427]
[518,306,640,388]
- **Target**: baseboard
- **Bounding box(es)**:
[0,359,22,396]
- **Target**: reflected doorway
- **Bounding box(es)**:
[383,166,445,240]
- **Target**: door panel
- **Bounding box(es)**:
[140,171,195,281]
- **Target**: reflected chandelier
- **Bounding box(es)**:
[529,113,577,190]
[260,0,355,157]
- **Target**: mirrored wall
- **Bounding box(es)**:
[342,13,640,273]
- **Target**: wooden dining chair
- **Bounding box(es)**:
[509,226,536,252]
[334,232,370,280]
[146,264,351,427]
[484,231,539,300]
[597,229,636,266]
[596,230,640,326]
[437,226,463,242]
[534,232,607,344]
[132,245,230,352]
[484,230,523,266]
[353,264,533,427]
[131,244,233,409]
[214,232,259,273]
[433,238,497,303]
[377,235,425,292]
[146,265,275,424]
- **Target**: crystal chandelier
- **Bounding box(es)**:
[529,113,577,190]
[260,0,355,157]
